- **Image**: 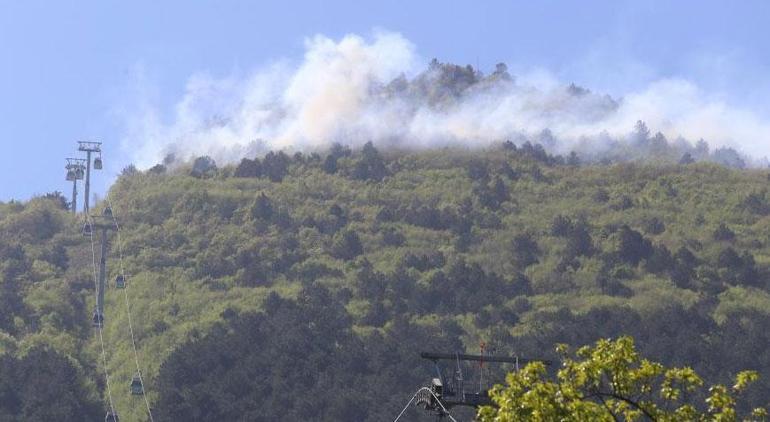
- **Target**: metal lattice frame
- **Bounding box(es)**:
[77,141,102,213]
[65,158,87,214]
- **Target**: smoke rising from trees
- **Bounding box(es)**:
[120,31,770,167]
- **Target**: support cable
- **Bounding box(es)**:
[86,214,116,418]
[393,387,458,422]
[106,196,155,422]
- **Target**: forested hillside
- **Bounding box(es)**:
[1,141,770,420]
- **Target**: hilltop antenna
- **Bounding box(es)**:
[65,158,86,214]
[78,141,102,213]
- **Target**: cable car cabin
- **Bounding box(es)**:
[94,157,103,170]
[66,170,76,181]
[115,275,125,289]
[92,310,104,328]
[82,222,93,237]
[105,411,119,422]
[103,206,113,217]
[130,374,144,395]
[76,167,85,179]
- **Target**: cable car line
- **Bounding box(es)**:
[106,196,155,422]
[86,213,117,419]
[393,387,458,422]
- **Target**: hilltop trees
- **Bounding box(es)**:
[234,157,262,178]
[352,142,388,182]
[191,156,217,178]
[262,151,290,182]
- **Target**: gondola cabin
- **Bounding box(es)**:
[82,222,93,237]
[131,373,144,395]
[115,275,125,289]
[92,310,104,328]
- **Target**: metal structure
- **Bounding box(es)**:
[415,349,552,419]
[76,190,153,420]
[83,207,115,328]
[78,141,102,213]
[65,158,86,214]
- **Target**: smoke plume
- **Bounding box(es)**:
[120,31,770,167]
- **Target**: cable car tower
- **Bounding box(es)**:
[65,158,87,214]
[78,141,103,213]
[414,347,551,419]
[83,207,116,328]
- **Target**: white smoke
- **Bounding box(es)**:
[120,31,770,167]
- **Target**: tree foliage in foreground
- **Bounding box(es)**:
[479,337,767,422]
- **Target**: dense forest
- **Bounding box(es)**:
[1,139,770,420]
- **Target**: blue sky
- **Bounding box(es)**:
[1,0,769,201]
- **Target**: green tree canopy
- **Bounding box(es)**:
[479,337,767,422]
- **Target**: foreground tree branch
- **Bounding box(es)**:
[478,336,768,422]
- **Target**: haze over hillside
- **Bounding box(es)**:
[6,1,770,202]
[5,0,770,419]
[120,32,770,169]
